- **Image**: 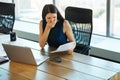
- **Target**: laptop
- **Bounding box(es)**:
[2,43,49,66]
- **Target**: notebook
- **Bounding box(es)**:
[2,43,49,66]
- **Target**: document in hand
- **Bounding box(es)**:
[50,42,75,53]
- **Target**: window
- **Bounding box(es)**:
[111,0,120,38]
[11,0,120,39]
[14,0,53,23]
[0,0,12,3]
[55,0,106,36]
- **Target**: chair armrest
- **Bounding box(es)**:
[74,44,91,55]
[81,45,91,55]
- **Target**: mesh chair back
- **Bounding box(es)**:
[0,2,15,34]
[65,7,93,55]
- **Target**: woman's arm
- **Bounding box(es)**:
[63,20,76,54]
[63,20,75,42]
[39,20,57,48]
[39,20,51,48]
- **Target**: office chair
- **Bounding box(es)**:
[0,2,15,34]
[65,6,93,55]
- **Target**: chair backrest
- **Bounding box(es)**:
[0,2,15,34]
[65,6,93,47]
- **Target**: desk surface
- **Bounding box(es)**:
[0,35,120,80]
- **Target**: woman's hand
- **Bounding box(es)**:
[67,42,76,55]
[46,20,57,29]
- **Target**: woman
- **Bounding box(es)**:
[39,4,76,54]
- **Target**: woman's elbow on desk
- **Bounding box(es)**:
[39,41,46,49]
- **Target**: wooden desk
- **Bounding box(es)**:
[0,35,120,80]
[109,72,120,80]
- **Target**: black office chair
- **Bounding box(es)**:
[65,6,93,55]
[0,2,15,34]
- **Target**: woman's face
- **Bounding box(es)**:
[45,13,57,23]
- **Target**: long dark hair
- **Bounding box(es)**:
[42,4,64,22]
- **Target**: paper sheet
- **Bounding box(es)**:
[50,42,75,53]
